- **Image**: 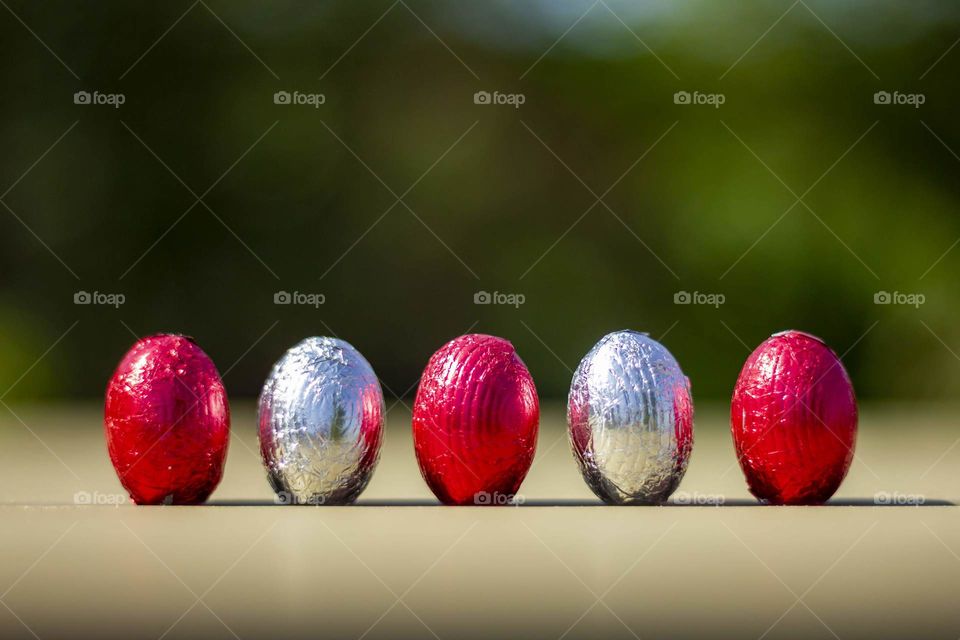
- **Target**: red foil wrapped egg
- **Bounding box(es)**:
[412,334,539,505]
[104,334,230,505]
[731,330,857,505]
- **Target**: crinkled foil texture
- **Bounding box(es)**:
[258,337,384,505]
[568,330,693,504]
[731,330,857,505]
[412,334,539,505]
[104,334,230,505]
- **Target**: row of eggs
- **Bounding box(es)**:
[103,329,857,506]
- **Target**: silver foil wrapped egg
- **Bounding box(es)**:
[567,330,693,504]
[258,337,384,505]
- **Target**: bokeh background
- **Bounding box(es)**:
[1,0,959,404]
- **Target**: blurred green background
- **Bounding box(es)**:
[1,0,958,402]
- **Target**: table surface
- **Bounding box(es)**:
[0,402,957,639]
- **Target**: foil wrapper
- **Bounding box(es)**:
[567,330,693,505]
[104,334,230,505]
[258,337,384,505]
[412,334,539,505]
[731,330,857,505]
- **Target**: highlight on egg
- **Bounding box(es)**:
[258,337,384,505]
[104,334,230,505]
[567,330,693,505]
[731,330,858,505]
[412,334,539,506]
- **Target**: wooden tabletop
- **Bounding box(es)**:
[0,402,956,639]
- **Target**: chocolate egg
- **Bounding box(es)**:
[104,334,230,505]
[731,330,857,505]
[258,337,384,505]
[412,334,539,505]
[568,330,693,504]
